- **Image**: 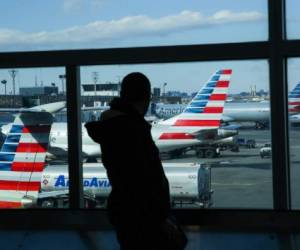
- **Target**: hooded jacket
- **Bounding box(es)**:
[85,98,170,225]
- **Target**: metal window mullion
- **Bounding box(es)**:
[269,0,290,210]
[283,40,300,57]
[66,65,84,209]
[0,42,269,68]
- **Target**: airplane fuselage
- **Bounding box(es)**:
[155,102,270,123]
[48,122,208,158]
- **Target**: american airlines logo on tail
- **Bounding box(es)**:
[156,69,232,143]
[168,69,232,130]
[289,82,300,113]
[0,119,51,208]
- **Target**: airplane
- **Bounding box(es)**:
[288,82,300,124]
[154,82,300,129]
[0,104,212,208]
[0,102,65,208]
[37,69,236,159]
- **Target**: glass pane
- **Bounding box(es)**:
[0,1,268,52]
[0,67,68,208]
[80,60,272,209]
[288,58,300,209]
[286,0,300,39]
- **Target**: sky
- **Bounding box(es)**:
[0,0,299,95]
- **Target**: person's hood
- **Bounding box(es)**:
[85,97,144,144]
[100,98,127,122]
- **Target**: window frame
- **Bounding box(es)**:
[0,0,300,231]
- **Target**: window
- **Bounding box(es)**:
[288,58,300,209]
[0,67,69,209]
[81,60,272,209]
[0,0,298,230]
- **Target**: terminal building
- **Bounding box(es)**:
[81,82,120,96]
[19,86,59,96]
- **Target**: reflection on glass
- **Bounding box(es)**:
[0,1,268,52]
[80,61,272,209]
[0,67,68,208]
[288,59,300,209]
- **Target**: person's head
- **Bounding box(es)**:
[120,72,151,116]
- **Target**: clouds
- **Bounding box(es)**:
[63,0,106,12]
[0,10,264,50]
[63,0,83,12]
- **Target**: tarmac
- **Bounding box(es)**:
[163,127,300,209]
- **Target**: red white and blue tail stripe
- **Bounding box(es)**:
[159,69,231,132]
[289,82,300,113]
[0,112,52,208]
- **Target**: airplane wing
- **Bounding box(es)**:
[0,101,66,114]
[0,111,53,208]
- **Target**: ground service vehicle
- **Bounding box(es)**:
[39,163,213,208]
[260,143,271,158]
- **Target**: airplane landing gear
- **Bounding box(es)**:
[255,121,269,130]
[196,147,220,159]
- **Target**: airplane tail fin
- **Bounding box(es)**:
[159,69,232,132]
[0,111,52,208]
[289,82,300,113]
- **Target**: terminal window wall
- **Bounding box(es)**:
[0,0,297,229]
[288,58,300,209]
[0,1,267,52]
[0,67,69,209]
[80,60,273,209]
[286,4,300,210]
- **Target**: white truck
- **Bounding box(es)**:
[38,162,213,209]
[260,143,271,158]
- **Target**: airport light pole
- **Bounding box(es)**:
[1,80,7,96]
[163,82,167,97]
[8,69,18,96]
[59,74,66,95]
[117,75,121,96]
[92,72,99,96]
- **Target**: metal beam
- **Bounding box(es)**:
[0,42,270,68]
[283,40,300,57]
[268,0,290,210]
[66,66,84,209]
[0,210,300,231]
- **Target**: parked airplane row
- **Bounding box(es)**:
[1,69,236,160]
[153,82,300,128]
[0,69,236,208]
[0,101,211,208]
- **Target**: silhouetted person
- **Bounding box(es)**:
[85,72,178,250]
